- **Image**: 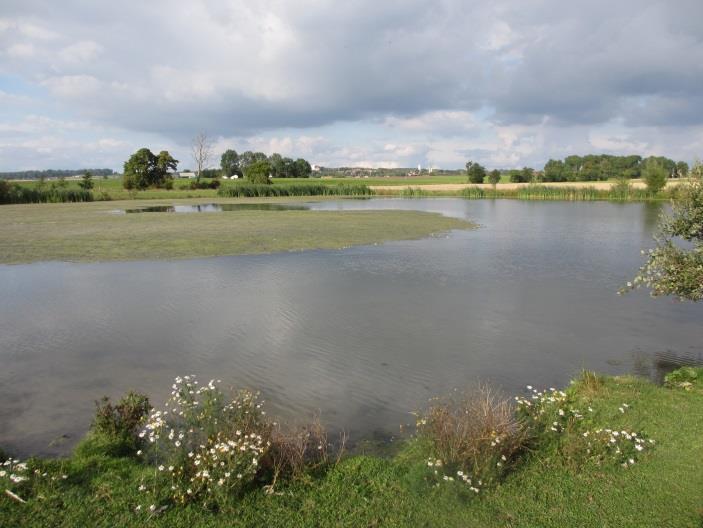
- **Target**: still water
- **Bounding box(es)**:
[1,199,701,456]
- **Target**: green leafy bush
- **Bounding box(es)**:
[90,391,151,454]
[664,367,700,390]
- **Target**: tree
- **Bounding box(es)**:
[642,158,668,195]
[543,159,566,182]
[487,169,501,187]
[221,149,240,178]
[293,158,312,178]
[521,166,535,183]
[123,148,178,190]
[191,132,213,182]
[466,161,486,184]
[244,160,272,184]
[238,151,267,174]
[676,161,689,178]
[79,170,94,190]
[268,153,284,177]
[626,168,703,301]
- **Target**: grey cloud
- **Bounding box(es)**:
[1,0,703,143]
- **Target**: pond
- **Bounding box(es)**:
[1,198,701,456]
[120,203,310,213]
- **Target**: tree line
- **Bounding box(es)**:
[465,154,690,185]
[0,169,114,180]
[122,140,313,190]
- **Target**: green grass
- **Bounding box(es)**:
[0,198,472,264]
[1,370,701,527]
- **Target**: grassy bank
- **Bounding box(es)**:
[1,368,701,527]
[6,177,686,202]
[0,198,472,264]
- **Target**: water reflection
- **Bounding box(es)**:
[1,199,701,457]
[123,203,310,213]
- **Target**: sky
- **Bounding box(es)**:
[1,0,702,172]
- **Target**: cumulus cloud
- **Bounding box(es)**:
[0,0,702,169]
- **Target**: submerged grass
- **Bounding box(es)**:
[1,368,701,527]
[0,198,472,264]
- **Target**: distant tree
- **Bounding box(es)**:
[642,159,668,195]
[238,151,267,174]
[244,160,272,184]
[268,153,284,177]
[487,169,501,187]
[521,166,535,183]
[191,132,213,182]
[293,158,312,178]
[543,159,566,182]
[79,170,94,190]
[676,161,689,178]
[626,168,703,301]
[123,148,178,190]
[465,161,486,184]
[221,149,240,178]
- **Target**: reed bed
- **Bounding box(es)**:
[0,182,93,204]
[456,184,669,201]
[217,183,373,198]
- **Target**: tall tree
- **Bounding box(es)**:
[293,158,312,178]
[123,148,178,190]
[191,132,213,182]
[221,149,240,178]
[676,161,689,178]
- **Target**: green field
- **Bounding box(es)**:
[1,369,701,527]
[0,198,472,264]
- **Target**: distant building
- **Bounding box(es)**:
[178,171,197,179]
[311,164,322,172]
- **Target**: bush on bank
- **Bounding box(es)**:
[1,367,701,527]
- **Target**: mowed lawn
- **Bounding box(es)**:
[0,199,472,264]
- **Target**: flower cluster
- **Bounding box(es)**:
[0,457,68,503]
[515,386,589,434]
[135,375,271,510]
[426,459,483,494]
[0,458,28,485]
[580,428,654,467]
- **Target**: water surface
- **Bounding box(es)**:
[1,199,701,456]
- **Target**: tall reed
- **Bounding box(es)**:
[217,183,373,198]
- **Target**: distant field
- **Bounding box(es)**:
[0,198,473,264]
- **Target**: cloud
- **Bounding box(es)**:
[1,0,702,169]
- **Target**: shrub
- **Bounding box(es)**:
[417,384,528,492]
[664,366,700,390]
[516,382,654,468]
[611,177,632,200]
[91,392,151,453]
[136,376,271,509]
[267,416,343,486]
[189,179,220,190]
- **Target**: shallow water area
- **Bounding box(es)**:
[1,198,701,456]
[121,203,310,213]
